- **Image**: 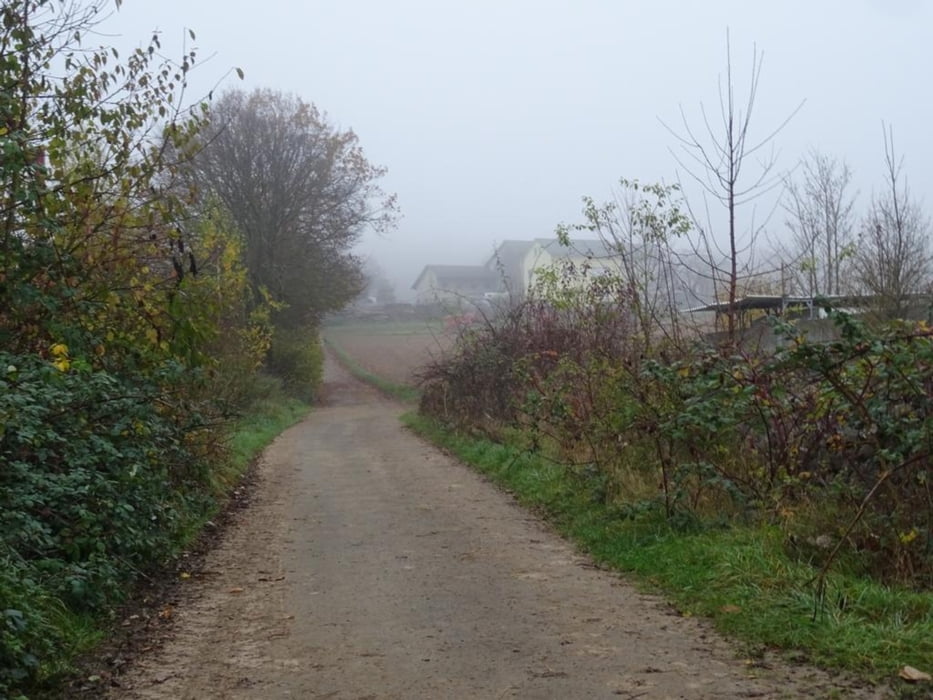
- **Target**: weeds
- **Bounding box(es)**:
[419,284,933,590]
[404,412,932,679]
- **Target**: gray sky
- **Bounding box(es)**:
[102,0,933,299]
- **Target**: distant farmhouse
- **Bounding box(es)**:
[412,238,613,307]
[411,265,500,306]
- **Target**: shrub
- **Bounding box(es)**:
[266,326,325,402]
[0,352,213,693]
[419,295,933,588]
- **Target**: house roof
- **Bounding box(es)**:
[411,264,499,290]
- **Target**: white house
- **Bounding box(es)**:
[411,264,499,306]
[411,238,616,308]
[485,238,615,298]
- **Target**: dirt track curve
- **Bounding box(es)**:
[108,351,880,699]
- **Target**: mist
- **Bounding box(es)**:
[105,0,933,301]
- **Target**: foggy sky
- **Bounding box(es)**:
[101,1,933,300]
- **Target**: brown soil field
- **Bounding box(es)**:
[324,321,453,386]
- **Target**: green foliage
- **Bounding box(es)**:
[266,326,325,402]
[404,412,933,680]
[766,312,933,585]
[0,4,299,695]
[1,558,54,695]
[420,276,932,589]
[0,352,208,693]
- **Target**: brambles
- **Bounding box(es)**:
[420,263,932,589]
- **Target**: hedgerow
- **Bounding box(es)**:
[420,278,932,591]
[0,354,210,692]
[0,2,327,695]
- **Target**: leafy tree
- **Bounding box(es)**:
[0,3,272,693]
[0,0,208,361]
[184,88,398,328]
[556,179,692,351]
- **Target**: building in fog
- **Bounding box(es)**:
[412,238,613,306]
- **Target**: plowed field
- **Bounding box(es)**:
[323,320,453,387]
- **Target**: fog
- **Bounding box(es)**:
[103,0,933,301]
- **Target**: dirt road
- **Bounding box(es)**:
[109,352,877,699]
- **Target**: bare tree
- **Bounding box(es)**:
[851,125,931,317]
[781,151,856,297]
[662,32,803,344]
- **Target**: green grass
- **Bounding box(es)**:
[224,394,310,476]
[323,337,421,403]
[403,412,933,683]
[24,602,103,697]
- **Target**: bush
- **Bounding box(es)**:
[419,294,933,589]
[0,353,213,693]
[266,326,325,402]
[0,555,56,696]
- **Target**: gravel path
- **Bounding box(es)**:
[109,351,880,699]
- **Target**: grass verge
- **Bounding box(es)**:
[223,394,310,481]
[323,336,420,403]
[402,412,933,685]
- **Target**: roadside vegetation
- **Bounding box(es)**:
[413,178,933,685]
[406,39,933,689]
[0,2,389,696]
